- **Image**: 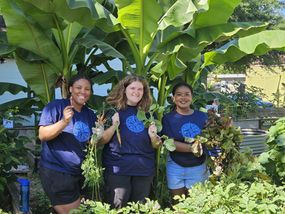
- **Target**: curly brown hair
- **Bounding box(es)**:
[106,75,152,112]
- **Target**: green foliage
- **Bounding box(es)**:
[71,200,115,214]
[259,117,285,185]
[73,179,285,213]
[0,109,29,202]
[221,150,271,184]
[137,104,173,207]
[220,82,267,119]
[231,0,284,26]
[137,104,163,132]
[118,199,170,214]
[81,121,104,201]
[173,180,285,214]
[224,0,285,73]
[2,0,285,108]
[73,198,172,214]
[137,104,175,151]
[0,209,10,214]
[187,110,243,180]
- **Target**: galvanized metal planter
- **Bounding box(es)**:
[240,129,268,155]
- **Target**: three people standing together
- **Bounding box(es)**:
[38,74,209,213]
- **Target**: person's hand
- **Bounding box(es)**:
[148,122,157,138]
[62,105,74,124]
[112,112,120,127]
[148,122,162,148]
[191,141,203,157]
[92,122,104,140]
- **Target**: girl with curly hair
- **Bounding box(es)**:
[99,75,160,209]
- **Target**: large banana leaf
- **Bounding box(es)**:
[204,30,285,65]
[0,97,44,115]
[0,0,121,104]
[192,0,241,29]
[151,53,187,80]
[151,23,268,82]
[158,0,197,30]
[77,34,125,59]
[22,0,119,32]
[0,32,15,55]
[116,0,163,61]
[0,83,28,95]
[1,0,63,72]
[15,54,58,104]
[195,22,267,45]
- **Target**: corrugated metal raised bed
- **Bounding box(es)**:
[240,129,268,155]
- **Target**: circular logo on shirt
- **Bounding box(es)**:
[181,122,201,138]
[73,121,90,142]
[126,115,144,133]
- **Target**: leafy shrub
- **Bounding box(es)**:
[73,178,285,214]
[173,180,285,214]
[259,117,285,185]
[0,122,29,203]
[0,108,30,206]
[0,209,9,214]
[220,82,267,119]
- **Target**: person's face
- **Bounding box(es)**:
[125,81,144,106]
[69,79,92,106]
[173,86,192,110]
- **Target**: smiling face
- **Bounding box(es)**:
[69,78,92,109]
[125,81,144,106]
[173,86,193,111]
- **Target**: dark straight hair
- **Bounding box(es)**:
[172,82,193,95]
[171,82,193,111]
[67,74,93,99]
[68,74,93,90]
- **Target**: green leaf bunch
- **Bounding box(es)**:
[137,104,175,152]
[81,123,104,201]
[191,110,244,178]
[71,200,115,214]
[137,104,164,132]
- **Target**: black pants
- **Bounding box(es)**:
[39,167,84,206]
[104,173,154,209]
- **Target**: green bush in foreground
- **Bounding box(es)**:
[73,179,285,214]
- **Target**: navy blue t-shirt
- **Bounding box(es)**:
[161,110,207,167]
[102,106,155,176]
[39,99,97,175]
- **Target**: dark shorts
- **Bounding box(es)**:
[39,167,84,206]
[104,173,154,209]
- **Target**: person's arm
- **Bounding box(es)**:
[173,140,193,152]
[161,115,192,152]
[39,105,73,141]
[98,112,119,146]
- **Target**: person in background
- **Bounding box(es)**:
[161,82,209,202]
[99,75,161,209]
[38,74,98,214]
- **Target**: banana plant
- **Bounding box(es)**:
[2,0,285,107]
[0,0,119,104]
